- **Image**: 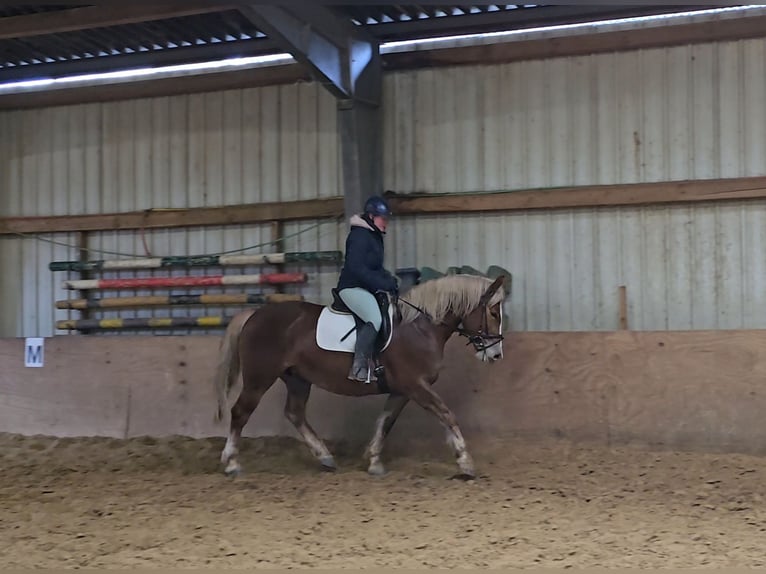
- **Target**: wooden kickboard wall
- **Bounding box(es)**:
[1,331,765,456]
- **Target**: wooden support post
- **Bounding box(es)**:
[619,285,628,330]
[76,231,92,335]
[236,4,382,220]
[339,97,382,217]
[272,221,285,294]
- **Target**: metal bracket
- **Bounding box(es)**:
[238,4,383,216]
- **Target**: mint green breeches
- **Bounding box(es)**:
[338,287,382,331]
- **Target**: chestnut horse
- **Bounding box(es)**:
[212,274,507,479]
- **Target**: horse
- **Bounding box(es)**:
[212,273,507,479]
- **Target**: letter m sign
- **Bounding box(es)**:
[25,337,44,368]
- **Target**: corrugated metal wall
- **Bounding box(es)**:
[2,36,766,336]
[0,84,343,337]
[384,38,766,331]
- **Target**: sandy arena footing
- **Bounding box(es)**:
[1,432,765,568]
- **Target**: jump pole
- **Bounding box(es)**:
[56,316,232,330]
[56,293,303,310]
[62,272,307,290]
[49,251,342,272]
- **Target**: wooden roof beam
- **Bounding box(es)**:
[384,11,766,70]
[0,2,237,40]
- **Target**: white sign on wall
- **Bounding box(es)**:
[24,337,44,368]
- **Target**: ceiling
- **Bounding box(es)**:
[0,4,734,83]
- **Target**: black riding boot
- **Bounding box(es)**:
[349,321,378,383]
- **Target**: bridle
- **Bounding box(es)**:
[398,292,504,355]
[456,299,504,355]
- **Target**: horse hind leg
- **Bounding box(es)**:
[282,373,337,472]
[221,374,278,477]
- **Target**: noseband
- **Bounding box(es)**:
[456,300,504,353]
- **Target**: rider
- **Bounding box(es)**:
[336,195,398,382]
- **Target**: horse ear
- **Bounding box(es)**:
[480,275,505,304]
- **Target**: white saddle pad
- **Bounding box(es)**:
[316,305,395,353]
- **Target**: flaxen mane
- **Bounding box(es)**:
[397,274,505,325]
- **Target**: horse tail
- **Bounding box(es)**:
[213,308,256,423]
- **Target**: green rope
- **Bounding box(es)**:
[10,218,340,259]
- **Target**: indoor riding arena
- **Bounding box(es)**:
[3,3,766,569]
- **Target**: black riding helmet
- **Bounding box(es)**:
[364,195,392,218]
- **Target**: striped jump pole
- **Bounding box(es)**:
[62,272,307,290]
[56,293,303,310]
[49,251,342,272]
[56,316,231,331]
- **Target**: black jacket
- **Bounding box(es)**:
[337,214,397,293]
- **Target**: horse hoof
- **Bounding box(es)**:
[367,462,387,477]
[224,460,241,477]
[449,472,476,481]
[320,456,337,472]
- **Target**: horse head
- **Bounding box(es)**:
[458,275,506,362]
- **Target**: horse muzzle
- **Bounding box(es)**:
[469,335,503,363]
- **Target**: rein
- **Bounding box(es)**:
[398,296,432,321]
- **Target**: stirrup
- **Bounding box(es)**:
[348,355,374,382]
[348,365,376,383]
[363,360,378,383]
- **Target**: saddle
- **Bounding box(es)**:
[315,288,395,357]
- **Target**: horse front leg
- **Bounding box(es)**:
[364,394,409,476]
[407,380,476,479]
